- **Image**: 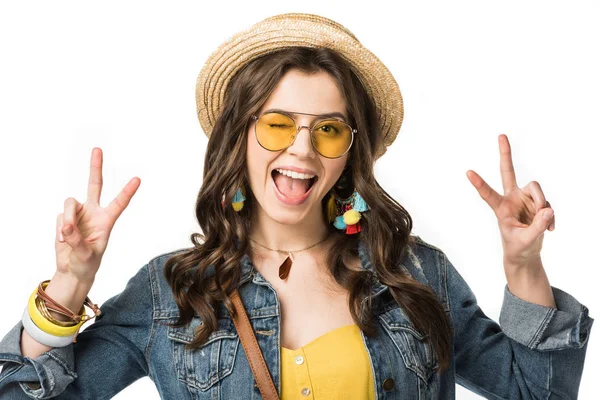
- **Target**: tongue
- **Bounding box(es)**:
[274,172,310,198]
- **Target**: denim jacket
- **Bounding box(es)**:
[0,235,594,399]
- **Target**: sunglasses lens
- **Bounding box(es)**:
[255,112,296,151]
[311,119,353,158]
[255,113,353,158]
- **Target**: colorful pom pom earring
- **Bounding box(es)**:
[327,167,369,234]
[232,187,246,211]
[327,166,369,235]
[328,189,370,234]
[221,187,246,211]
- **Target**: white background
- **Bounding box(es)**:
[0,1,598,398]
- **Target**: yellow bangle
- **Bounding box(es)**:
[28,286,84,336]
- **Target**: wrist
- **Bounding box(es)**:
[503,254,543,273]
[44,272,94,322]
[503,258,556,309]
[53,270,95,288]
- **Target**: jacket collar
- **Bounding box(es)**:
[237,238,389,301]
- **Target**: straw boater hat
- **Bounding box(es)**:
[196,12,404,160]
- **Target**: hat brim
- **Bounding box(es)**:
[196,13,403,160]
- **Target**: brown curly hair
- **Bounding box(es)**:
[163,46,453,374]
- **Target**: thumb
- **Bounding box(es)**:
[62,223,83,248]
[533,207,554,234]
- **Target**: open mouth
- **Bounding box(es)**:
[271,169,318,198]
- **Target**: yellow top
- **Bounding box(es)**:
[280,324,376,399]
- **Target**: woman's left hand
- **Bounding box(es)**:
[466,134,555,270]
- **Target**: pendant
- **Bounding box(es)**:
[278,251,294,280]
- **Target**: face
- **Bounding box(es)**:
[246,68,349,225]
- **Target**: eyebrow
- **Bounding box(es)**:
[263,108,348,122]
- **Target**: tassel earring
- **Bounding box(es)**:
[221,187,245,211]
[231,187,246,211]
[330,188,370,234]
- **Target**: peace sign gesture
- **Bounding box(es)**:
[466,134,555,270]
[55,148,141,285]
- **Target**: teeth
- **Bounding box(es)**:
[276,168,315,180]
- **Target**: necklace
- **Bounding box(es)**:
[248,235,330,280]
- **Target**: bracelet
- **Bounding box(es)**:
[36,280,101,323]
[36,297,78,327]
[21,307,78,347]
[28,287,84,336]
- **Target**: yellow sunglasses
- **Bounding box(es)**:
[250,110,355,159]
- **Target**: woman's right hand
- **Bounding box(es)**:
[54,147,141,285]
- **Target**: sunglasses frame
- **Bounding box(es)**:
[250,110,356,159]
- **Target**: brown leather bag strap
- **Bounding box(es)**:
[230,288,280,399]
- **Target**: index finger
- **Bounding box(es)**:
[499,134,518,194]
[87,147,103,204]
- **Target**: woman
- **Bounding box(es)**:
[0,13,593,399]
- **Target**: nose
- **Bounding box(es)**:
[287,124,316,159]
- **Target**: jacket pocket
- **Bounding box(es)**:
[167,316,239,392]
[378,307,439,385]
